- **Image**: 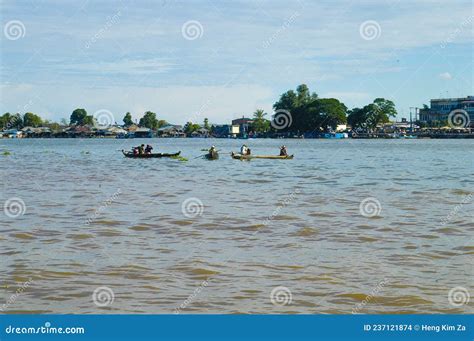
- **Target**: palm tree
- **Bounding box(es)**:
[252,109,269,133]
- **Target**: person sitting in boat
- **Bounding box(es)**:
[145,144,153,154]
[138,144,145,155]
[280,145,288,156]
[132,147,139,155]
[240,144,251,155]
[209,145,217,154]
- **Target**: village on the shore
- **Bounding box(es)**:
[2,85,473,139]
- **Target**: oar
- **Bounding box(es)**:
[193,154,207,159]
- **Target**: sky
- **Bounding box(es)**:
[0,0,473,125]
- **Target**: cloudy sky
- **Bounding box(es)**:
[1,0,472,124]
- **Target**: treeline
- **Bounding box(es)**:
[249,84,397,134]
[1,84,398,133]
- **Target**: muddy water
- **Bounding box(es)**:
[1,138,473,314]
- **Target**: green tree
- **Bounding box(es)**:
[123,112,133,126]
[347,107,367,129]
[70,108,93,125]
[347,98,397,131]
[316,98,347,130]
[23,112,43,127]
[139,111,158,129]
[251,109,270,133]
[0,113,12,129]
[203,118,210,130]
[184,121,201,134]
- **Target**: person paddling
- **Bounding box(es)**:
[240,144,251,155]
[280,145,288,156]
[145,144,153,154]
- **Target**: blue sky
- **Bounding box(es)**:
[1,0,472,124]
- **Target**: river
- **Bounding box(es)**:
[1,138,472,314]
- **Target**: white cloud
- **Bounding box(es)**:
[439,72,452,80]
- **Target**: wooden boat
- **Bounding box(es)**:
[122,150,181,158]
[231,152,294,160]
[205,151,219,160]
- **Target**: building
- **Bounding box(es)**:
[231,116,253,136]
[419,96,474,127]
[157,124,185,137]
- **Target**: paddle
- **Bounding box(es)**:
[193,154,207,159]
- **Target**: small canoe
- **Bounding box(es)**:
[231,152,294,160]
[205,151,219,160]
[122,150,181,158]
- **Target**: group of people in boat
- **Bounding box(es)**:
[129,144,288,157]
[132,144,154,155]
[238,144,288,156]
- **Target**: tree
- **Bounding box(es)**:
[347,98,397,131]
[0,113,12,129]
[203,118,210,130]
[23,112,43,127]
[251,109,270,133]
[123,112,133,126]
[139,111,158,129]
[316,98,347,131]
[347,107,367,129]
[184,121,201,134]
[70,108,93,125]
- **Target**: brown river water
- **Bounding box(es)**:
[1,138,473,314]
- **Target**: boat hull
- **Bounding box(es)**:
[231,153,294,160]
[205,151,219,160]
[122,150,181,158]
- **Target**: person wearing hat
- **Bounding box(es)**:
[280,145,288,156]
[240,144,249,155]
